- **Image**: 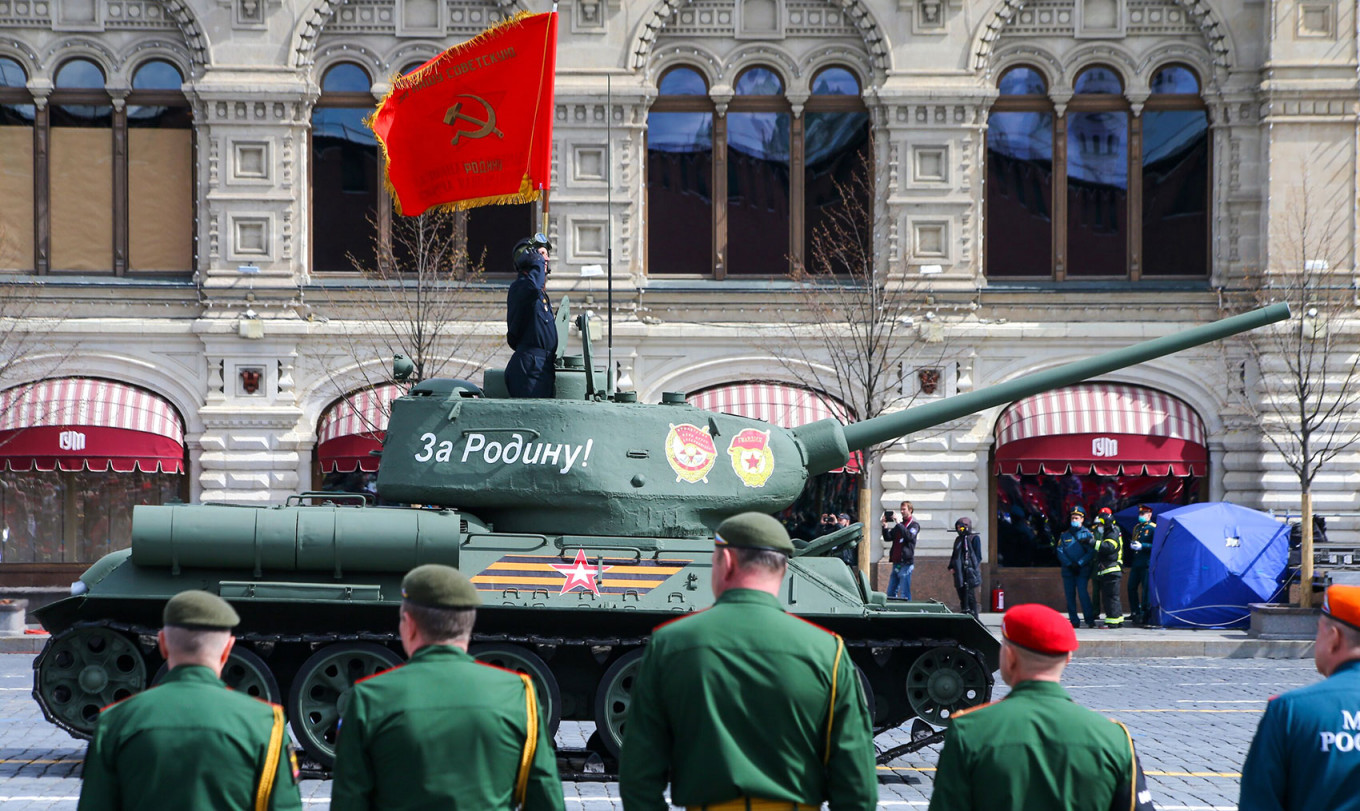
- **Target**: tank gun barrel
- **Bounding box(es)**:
[795,303,1289,475]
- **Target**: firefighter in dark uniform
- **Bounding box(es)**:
[331,564,564,811]
[618,512,877,811]
[928,603,1155,811]
[78,590,302,811]
[1091,506,1123,628]
[1240,584,1360,811]
[1126,504,1155,625]
[505,232,557,398]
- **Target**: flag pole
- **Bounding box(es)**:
[606,73,614,396]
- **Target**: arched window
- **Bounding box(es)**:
[0,57,34,271]
[803,66,870,276]
[986,64,1209,280]
[986,66,1054,277]
[51,59,114,273]
[0,56,194,275]
[128,60,192,272]
[311,62,380,273]
[646,62,869,278]
[1142,65,1208,277]
[647,66,715,275]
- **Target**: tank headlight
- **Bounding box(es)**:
[70,581,89,596]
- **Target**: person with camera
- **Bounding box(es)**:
[882,501,920,600]
[505,233,556,398]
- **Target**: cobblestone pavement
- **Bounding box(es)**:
[0,654,1320,809]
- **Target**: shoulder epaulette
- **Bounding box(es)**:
[354,663,402,685]
[951,701,997,720]
[651,607,708,633]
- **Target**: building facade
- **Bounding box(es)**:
[0,0,1356,603]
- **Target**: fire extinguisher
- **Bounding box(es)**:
[991,582,1005,612]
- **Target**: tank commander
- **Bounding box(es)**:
[928,603,1154,811]
[77,590,302,811]
[618,511,877,811]
[505,232,557,398]
[1239,584,1360,811]
[331,563,564,811]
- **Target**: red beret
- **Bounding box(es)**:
[1003,603,1079,655]
[1323,585,1360,632]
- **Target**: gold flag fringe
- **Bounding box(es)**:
[365,9,543,218]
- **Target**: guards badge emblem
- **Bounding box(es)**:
[727,428,774,488]
[665,423,717,483]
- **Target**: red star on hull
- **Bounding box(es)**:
[550,549,612,595]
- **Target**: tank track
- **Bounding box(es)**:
[33,619,988,778]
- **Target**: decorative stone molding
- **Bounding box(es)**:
[973,0,1233,73]
[631,0,890,73]
[294,0,522,67]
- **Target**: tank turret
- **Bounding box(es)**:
[376,303,1289,536]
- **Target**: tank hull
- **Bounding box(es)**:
[34,505,998,767]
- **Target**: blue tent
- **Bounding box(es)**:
[1113,502,1182,537]
[1149,502,1290,629]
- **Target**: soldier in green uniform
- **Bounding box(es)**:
[330,564,564,811]
[1126,505,1155,625]
[78,590,302,811]
[618,511,877,811]
[928,603,1154,811]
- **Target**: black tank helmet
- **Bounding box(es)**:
[512,232,553,270]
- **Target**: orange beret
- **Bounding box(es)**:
[1322,585,1360,632]
[1003,603,1079,656]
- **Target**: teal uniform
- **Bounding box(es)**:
[1239,659,1360,811]
[928,680,1149,811]
[331,644,564,811]
[618,588,877,810]
[78,665,301,811]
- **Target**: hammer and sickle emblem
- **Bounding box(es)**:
[443,94,504,145]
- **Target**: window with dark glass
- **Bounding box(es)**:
[0,58,35,271]
[986,66,1053,277]
[311,63,380,273]
[1142,66,1208,277]
[0,56,194,275]
[647,66,715,275]
[985,63,1209,280]
[803,67,871,276]
[646,63,868,278]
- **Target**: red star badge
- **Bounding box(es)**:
[550,549,611,595]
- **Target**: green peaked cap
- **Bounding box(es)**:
[714,512,795,555]
[163,590,240,630]
[402,563,482,609]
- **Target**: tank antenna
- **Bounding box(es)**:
[606,72,615,395]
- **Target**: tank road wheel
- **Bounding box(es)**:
[222,647,282,703]
[151,647,281,704]
[906,646,988,726]
[288,642,402,767]
[593,648,645,759]
[35,627,148,737]
[470,643,562,735]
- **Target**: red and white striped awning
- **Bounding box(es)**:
[688,383,862,473]
[317,384,402,473]
[995,384,1207,477]
[0,378,185,473]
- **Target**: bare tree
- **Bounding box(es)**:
[775,163,953,574]
[318,209,499,436]
[1222,176,1360,607]
[0,220,75,435]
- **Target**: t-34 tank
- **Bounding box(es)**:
[32,302,1288,769]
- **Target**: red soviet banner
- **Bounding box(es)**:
[369,11,557,216]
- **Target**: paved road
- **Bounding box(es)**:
[0,653,1321,809]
